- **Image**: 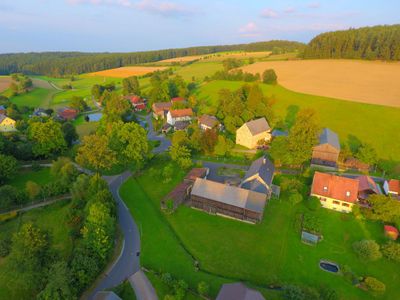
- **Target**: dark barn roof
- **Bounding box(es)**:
[318,128,340,151]
[241,156,274,194]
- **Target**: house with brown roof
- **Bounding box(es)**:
[236,118,271,149]
[152,102,172,119]
[125,95,146,111]
[312,128,341,168]
[167,108,193,126]
[357,175,381,200]
[384,179,400,199]
[311,172,359,213]
[198,114,220,131]
[190,178,267,223]
[216,282,265,300]
[57,107,78,121]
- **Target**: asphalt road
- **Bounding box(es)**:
[88,171,141,299]
[145,114,171,153]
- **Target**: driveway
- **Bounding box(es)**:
[145,114,171,154]
[88,171,142,299]
[201,161,249,183]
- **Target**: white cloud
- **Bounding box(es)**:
[307,2,321,9]
[260,8,278,18]
[239,22,261,37]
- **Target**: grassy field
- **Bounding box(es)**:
[6,167,52,189]
[0,200,72,299]
[240,59,400,108]
[196,80,400,169]
[9,88,54,107]
[175,61,223,81]
[121,158,399,300]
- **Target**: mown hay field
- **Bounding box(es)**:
[0,76,11,92]
[240,59,400,108]
[88,66,167,78]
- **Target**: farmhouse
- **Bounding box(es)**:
[383,179,400,198]
[0,114,16,132]
[125,95,146,111]
[216,282,265,300]
[152,102,172,119]
[236,117,271,149]
[167,108,193,126]
[312,128,341,168]
[311,172,359,213]
[198,114,220,131]
[356,175,381,200]
[240,156,274,198]
[190,178,267,223]
[57,107,78,121]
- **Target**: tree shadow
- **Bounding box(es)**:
[347,134,362,153]
[285,105,299,128]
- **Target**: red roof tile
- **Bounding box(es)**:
[171,97,186,102]
[357,175,380,194]
[388,179,400,194]
[311,172,359,203]
[170,108,193,118]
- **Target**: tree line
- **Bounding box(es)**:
[303,24,400,60]
[0,40,304,76]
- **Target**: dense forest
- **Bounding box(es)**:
[0,40,304,76]
[303,24,400,60]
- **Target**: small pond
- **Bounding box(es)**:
[319,260,340,273]
[86,113,102,122]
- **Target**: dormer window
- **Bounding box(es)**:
[323,186,328,192]
[346,191,351,197]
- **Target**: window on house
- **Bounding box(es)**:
[323,186,328,192]
[320,198,326,202]
[342,202,350,207]
[346,191,351,197]
[333,200,340,205]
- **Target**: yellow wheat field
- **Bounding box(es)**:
[159,51,272,63]
[240,59,400,107]
[88,66,167,78]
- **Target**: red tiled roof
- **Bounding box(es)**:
[311,172,359,203]
[170,108,193,118]
[388,179,400,194]
[58,108,78,120]
[135,103,146,110]
[125,95,142,104]
[171,97,186,102]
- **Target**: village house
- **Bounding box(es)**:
[312,128,341,168]
[198,114,220,131]
[356,175,381,200]
[152,102,172,119]
[125,95,146,112]
[236,117,271,149]
[57,107,78,121]
[383,179,400,199]
[216,282,265,300]
[190,178,267,223]
[32,108,50,118]
[240,156,275,198]
[167,108,193,126]
[0,114,16,132]
[311,172,359,213]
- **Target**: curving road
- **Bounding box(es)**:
[88,171,142,299]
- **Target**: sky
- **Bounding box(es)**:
[0,0,399,53]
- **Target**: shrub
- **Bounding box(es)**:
[288,192,303,206]
[320,287,338,300]
[283,285,319,300]
[381,242,400,262]
[353,240,382,261]
[364,277,386,294]
[302,212,322,234]
[31,161,42,171]
[262,69,277,84]
[0,237,11,257]
[197,281,209,296]
[161,272,173,285]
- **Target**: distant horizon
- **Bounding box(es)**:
[1,0,399,53]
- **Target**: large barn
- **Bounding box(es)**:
[312,128,341,168]
[190,178,267,223]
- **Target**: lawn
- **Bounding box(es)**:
[175,61,223,82]
[9,88,54,107]
[197,80,400,171]
[121,158,400,300]
[0,200,73,299]
[6,167,52,189]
